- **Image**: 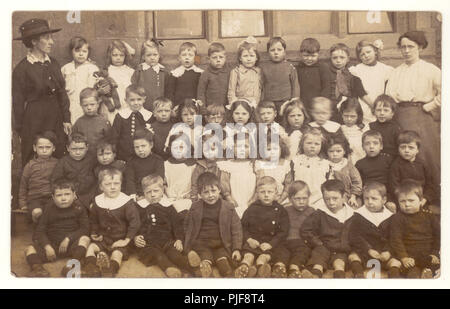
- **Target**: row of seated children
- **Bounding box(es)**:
[24,169,440,279]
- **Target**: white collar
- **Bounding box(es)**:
[356,206,393,227]
[310,121,341,133]
[137,195,173,208]
[171,65,203,78]
[330,158,348,171]
[118,107,152,121]
[141,63,165,73]
[95,192,131,210]
[27,52,51,64]
[317,202,354,223]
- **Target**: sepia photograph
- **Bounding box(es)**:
[9,6,443,284]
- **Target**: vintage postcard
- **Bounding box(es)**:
[4,0,449,290]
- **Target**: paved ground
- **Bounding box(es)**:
[12,214,382,279]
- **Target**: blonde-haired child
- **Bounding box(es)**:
[83,168,140,277]
[132,39,168,112]
[228,37,262,109]
[61,36,99,124]
[282,127,333,207]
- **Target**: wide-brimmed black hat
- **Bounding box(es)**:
[13,18,61,41]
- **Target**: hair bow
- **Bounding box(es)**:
[237,36,258,48]
[151,38,164,47]
[192,99,204,109]
[121,40,135,56]
[279,98,297,116]
[372,39,384,50]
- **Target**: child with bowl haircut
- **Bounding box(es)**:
[184,172,243,278]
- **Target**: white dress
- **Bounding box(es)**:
[287,130,303,160]
[61,61,99,124]
[217,160,256,218]
[108,64,134,112]
[291,154,333,207]
[340,124,368,164]
[349,62,393,124]
[164,161,196,213]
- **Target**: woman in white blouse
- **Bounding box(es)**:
[386,31,441,196]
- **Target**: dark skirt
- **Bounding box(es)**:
[20,96,66,166]
[395,103,440,197]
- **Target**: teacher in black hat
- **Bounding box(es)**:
[12,18,72,166]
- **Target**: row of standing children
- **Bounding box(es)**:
[61,35,393,127]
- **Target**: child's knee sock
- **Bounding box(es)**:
[255,254,271,266]
[333,270,346,278]
[26,253,42,267]
[310,265,323,278]
[72,245,87,264]
[85,255,96,266]
[406,266,421,279]
[387,266,401,278]
[109,260,120,274]
[350,261,364,277]
[216,257,232,277]
[242,253,254,266]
